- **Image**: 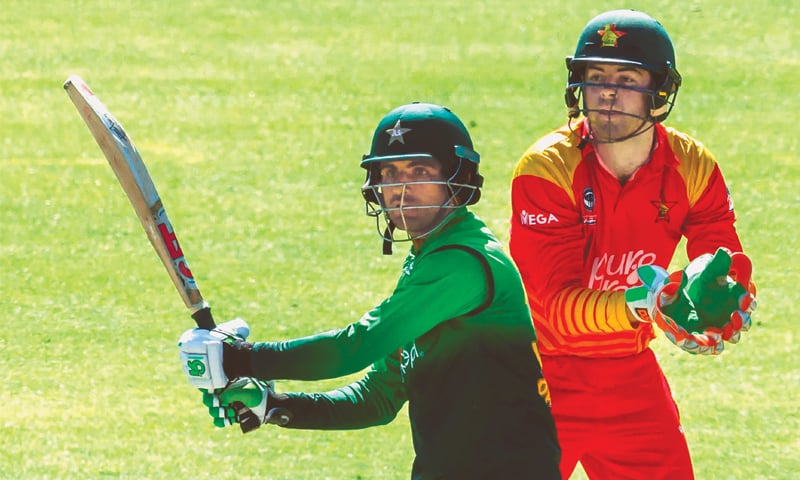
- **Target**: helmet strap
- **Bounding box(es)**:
[382,222,395,255]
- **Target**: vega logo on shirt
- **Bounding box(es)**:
[589,249,657,290]
[520,209,559,226]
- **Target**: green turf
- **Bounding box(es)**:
[1,1,797,478]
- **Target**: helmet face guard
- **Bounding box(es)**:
[564,9,682,140]
[566,72,680,143]
[362,153,480,246]
[360,103,483,253]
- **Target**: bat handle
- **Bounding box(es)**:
[236,404,262,434]
[192,306,216,330]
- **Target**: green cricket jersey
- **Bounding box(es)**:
[250,208,560,479]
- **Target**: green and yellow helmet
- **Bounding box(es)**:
[565,9,682,123]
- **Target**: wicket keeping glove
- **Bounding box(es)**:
[178,318,251,391]
[626,249,757,355]
[203,377,293,431]
[626,265,724,355]
[682,248,756,344]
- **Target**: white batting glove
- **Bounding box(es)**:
[178,318,250,391]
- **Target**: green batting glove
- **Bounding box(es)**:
[202,378,292,430]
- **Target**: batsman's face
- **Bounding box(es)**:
[583,63,653,141]
[378,158,452,237]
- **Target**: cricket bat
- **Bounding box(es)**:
[63,74,215,330]
[64,75,263,432]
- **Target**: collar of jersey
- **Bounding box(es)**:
[410,207,470,256]
[579,120,678,172]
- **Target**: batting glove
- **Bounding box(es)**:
[626,265,724,355]
[682,248,756,344]
[203,377,293,432]
[178,318,250,391]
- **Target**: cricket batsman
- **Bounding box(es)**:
[508,9,758,479]
[179,103,561,479]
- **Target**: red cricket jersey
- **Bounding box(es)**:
[510,120,743,357]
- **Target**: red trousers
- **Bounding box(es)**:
[542,349,695,480]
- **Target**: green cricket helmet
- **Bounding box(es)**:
[565,9,682,123]
[360,102,483,253]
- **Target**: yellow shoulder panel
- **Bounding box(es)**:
[663,127,718,206]
[513,124,583,207]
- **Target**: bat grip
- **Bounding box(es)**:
[236,405,262,434]
[192,306,216,330]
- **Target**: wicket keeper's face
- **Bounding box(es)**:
[583,63,653,141]
[378,158,452,238]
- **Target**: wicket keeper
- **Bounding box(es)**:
[509,10,757,479]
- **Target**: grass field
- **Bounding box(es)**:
[1,1,797,478]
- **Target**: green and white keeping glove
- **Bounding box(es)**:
[626,248,757,355]
[625,264,722,355]
[203,377,293,431]
[682,248,756,344]
[178,318,250,391]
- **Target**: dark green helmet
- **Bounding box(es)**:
[361,102,482,206]
[360,102,483,254]
[565,9,682,123]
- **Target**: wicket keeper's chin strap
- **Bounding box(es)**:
[383,222,396,255]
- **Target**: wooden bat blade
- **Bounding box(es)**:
[64,75,213,328]
[63,76,265,433]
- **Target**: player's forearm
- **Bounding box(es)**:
[248,329,376,381]
[272,372,405,430]
[547,286,636,335]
